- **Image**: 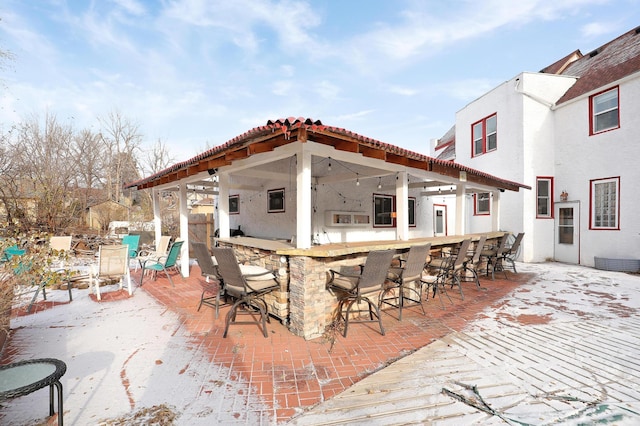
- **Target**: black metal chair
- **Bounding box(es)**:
[462,235,488,290]
[212,247,280,338]
[326,250,395,337]
[191,242,225,318]
[480,236,510,280]
[381,244,431,321]
[501,232,525,274]
[421,254,455,309]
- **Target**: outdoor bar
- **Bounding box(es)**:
[217,232,507,339]
[125,117,529,339]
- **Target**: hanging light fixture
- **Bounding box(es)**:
[327,157,332,172]
[377,177,382,189]
[356,174,360,186]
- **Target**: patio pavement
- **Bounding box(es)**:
[1,261,639,425]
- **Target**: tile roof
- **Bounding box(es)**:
[125,117,529,192]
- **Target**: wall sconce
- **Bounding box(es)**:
[561,190,569,201]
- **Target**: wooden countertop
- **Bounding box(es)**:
[218,232,508,258]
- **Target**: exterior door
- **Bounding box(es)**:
[434,204,447,237]
[554,201,579,264]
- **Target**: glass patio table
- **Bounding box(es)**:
[0,358,67,425]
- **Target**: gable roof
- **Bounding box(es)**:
[125,117,529,192]
[549,25,640,104]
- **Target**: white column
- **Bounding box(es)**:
[153,189,162,246]
[178,184,190,277]
[296,150,312,249]
[396,171,409,240]
[455,184,467,235]
[218,172,230,238]
[492,190,501,231]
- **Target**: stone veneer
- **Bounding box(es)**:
[219,241,374,339]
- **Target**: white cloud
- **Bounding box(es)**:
[335,0,611,72]
[111,0,146,16]
[160,0,323,54]
[581,21,619,37]
[442,78,498,102]
[334,110,375,122]
[314,80,341,100]
[388,85,418,96]
[272,80,293,96]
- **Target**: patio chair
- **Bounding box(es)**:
[49,236,72,253]
[191,242,226,318]
[326,249,395,337]
[445,238,472,300]
[212,247,280,338]
[136,235,171,270]
[1,245,26,262]
[381,244,431,321]
[421,253,455,309]
[121,235,141,260]
[140,240,184,287]
[461,235,488,290]
[501,232,525,273]
[89,244,132,301]
[480,236,510,280]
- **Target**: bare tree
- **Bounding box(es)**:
[98,110,142,203]
[72,128,104,212]
[12,113,81,231]
[142,138,175,175]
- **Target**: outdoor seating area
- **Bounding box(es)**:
[5,238,640,425]
[2,233,168,313]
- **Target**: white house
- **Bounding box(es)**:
[433,26,640,269]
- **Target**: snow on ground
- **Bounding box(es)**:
[1,286,271,425]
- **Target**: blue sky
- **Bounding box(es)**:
[1,0,639,164]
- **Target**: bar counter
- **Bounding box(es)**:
[216,231,508,339]
[217,231,507,257]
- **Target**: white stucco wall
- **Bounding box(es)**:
[453,73,577,262]
[225,175,434,244]
[554,74,640,265]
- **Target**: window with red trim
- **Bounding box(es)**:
[471,113,497,157]
[590,87,619,135]
[590,177,619,230]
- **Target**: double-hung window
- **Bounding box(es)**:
[536,177,553,218]
[472,113,497,157]
[590,87,619,134]
[474,192,490,215]
[590,177,619,230]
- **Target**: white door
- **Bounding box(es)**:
[434,204,447,237]
[554,201,580,264]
